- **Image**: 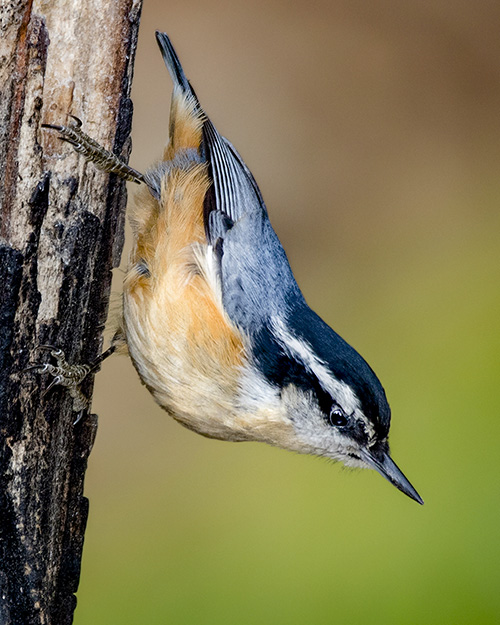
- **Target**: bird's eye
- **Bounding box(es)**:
[329,406,348,427]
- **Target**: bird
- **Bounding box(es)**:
[40,31,423,505]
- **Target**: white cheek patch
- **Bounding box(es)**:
[279,386,357,460]
[238,362,281,414]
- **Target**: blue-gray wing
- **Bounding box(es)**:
[219,209,304,333]
[199,111,304,332]
[202,121,267,239]
[201,114,304,333]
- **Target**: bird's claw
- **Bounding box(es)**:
[24,346,91,417]
[42,117,145,184]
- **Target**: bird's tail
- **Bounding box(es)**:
[156,31,204,158]
[157,31,268,235]
[155,31,199,103]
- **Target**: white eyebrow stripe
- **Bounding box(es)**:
[271,317,361,415]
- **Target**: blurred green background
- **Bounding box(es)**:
[76,1,500,623]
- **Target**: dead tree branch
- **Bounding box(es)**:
[0,1,142,623]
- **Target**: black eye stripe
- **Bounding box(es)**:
[253,323,350,425]
[252,324,373,445]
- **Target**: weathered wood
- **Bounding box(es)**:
[0,1,142,623]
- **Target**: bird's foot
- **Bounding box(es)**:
[25,346,91,421]
[42,115,145,184]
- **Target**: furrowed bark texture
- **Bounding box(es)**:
[0,1,142,623]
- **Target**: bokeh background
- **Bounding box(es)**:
[76,1,500,623]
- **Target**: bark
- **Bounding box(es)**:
[0,1,142,623]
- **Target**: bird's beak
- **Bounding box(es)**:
[360,445,424,505]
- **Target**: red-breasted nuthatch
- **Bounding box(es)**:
[42,32,423,504]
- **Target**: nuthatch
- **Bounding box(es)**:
[41,32,423,504]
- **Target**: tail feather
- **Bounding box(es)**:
[155,31,267,244]
[156,31,199,106]
[155,33,205,164]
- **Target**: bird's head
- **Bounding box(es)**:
[250,311,423,504]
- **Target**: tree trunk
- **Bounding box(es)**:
[0,1,142,623]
